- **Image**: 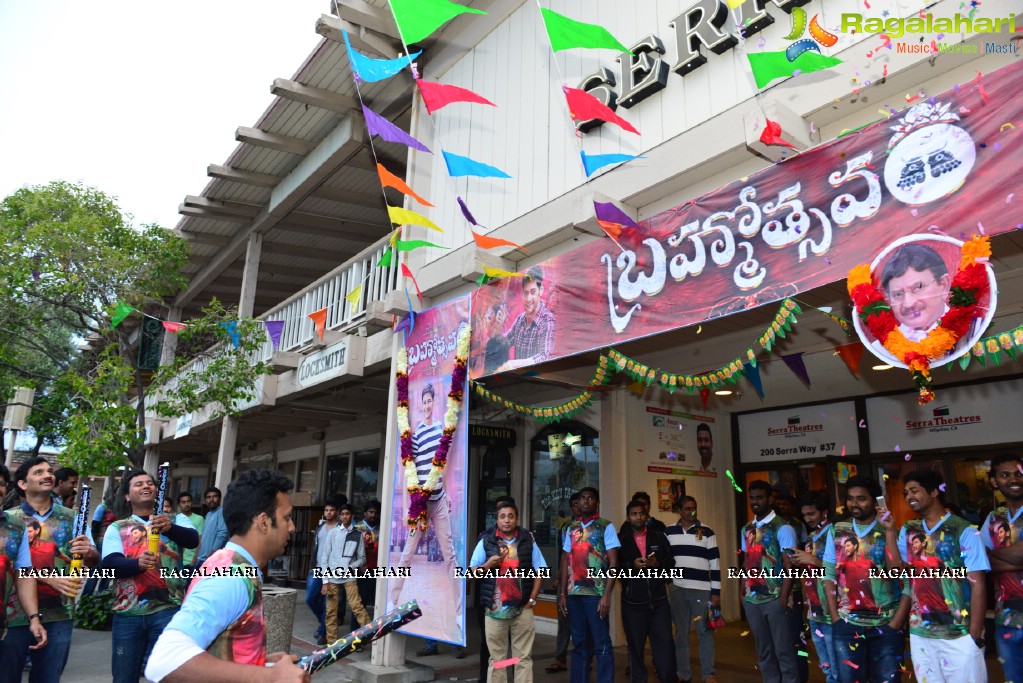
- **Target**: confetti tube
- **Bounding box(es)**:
[69,485,92,577]
[149,463,170,559]
[299,600,422,673]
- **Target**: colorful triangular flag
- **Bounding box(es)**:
[362,105,431,153]
[834,342,865,377]
[395,239,448,252]
[699,387,711,410]
[416,80,495,114]
[471,231,523,251]
[743,361,765,398]
[580,151,644,177]
[111,302,134,330]
[388,0,487,45]
[345,284,364,311]
[457,197,482,227]
[263,320,285,351]
[781,352,812,388]
[377,248,393,268]
[161,321,187,334]
[540,8,631,53]
[482,266,524,280]
[342,30,420,82]
[387,205,443,232]
[593,200,641,240]
[443,151,511,178]
[308,308,328,341]
[562,86,639,134]
[747,51,842,89]
[219,321,241,349]
[377,163,432,207]
[400,263,423,302]
[759,119,798,150]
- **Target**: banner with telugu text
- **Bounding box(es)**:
[469,59,1023,378]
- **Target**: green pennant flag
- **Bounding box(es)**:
[540,8,631,53]
[389,0,487,45]
[746,50,842,89]
[395,239,449,252]
[376,248,393,267]
[111,302,134,329]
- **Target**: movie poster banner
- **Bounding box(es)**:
[469,59,1023,378]
[385,296,469,645]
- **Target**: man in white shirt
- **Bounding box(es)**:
[321,503,369,643]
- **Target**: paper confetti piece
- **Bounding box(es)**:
[494,658,520,669]
[741,630,750,636]
[904,453,912,461]
[726,470,744,492]
[843,660,860,669]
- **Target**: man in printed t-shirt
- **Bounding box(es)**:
[557,487,619,683]
[101,469,198,683]
[739,480,798,683]
[788,491,837,683]
[891,469,989,683]
[822,477,909,683]
[980,454,1023,683]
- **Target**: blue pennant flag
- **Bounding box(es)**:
[342,30,420,83]
[580,151,644,177]
[743,361,765,399]
[442,151,511,178]
[219,321,241,349]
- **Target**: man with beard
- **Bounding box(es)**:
[823,476,909,683]
[2,457,97,683]
[197,486,229,566]
[696,424,715,472]
[497,266,556,372]
[892,470,988,683]
[102,469,199,683]
[739,480,798,683]
[177,492,204,570]
[146,469,309,682]
[980,454,1023,683]
[789,491,836,683]
[354,500,381,623]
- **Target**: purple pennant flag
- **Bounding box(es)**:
[457,197,482,227]
[782,352,812,388]
[362,105,431,153]
[593,201,641,230]
[264,320,285,351]
[743,361,765,399]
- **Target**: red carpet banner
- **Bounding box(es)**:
[470,60,1023,378]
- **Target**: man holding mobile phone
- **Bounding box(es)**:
[617,500,675,683]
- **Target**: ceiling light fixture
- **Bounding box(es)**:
[714,390,734,396]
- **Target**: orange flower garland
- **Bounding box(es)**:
[848,235,990,404]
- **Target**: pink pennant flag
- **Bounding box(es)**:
[416,80,496,114]
[263,320,285,351]
[759,119,798,150]
[562,86,639,134]
[400,263,423,303]
[161,321,187,334]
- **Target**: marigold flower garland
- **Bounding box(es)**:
[848,235,990,404]
[395,324,471,532]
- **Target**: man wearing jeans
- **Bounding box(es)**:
[981,454,1023,683]
[102,469,198,683]
[664,496,719,683]
[557,487,618,683]
[307,497,341,645]
[739,480,798,683]
[824,476,909,683]
[789,491,837,683]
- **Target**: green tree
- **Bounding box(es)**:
[1,181,271,473]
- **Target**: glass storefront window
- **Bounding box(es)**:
[351,449,380,509]
[530,421,599,575]
[324,454,350,501]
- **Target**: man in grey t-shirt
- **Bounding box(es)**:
[306,497,342,645]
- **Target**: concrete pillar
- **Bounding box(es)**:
[215,417,238,493]
[160,306,181,368]
[143,445,160,475]
[239,233,262,318]
[601,389,628,647]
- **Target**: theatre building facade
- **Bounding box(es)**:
[150,0,1023,654]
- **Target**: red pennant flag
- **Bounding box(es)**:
[416,80,496,114]
[759,119,798,150]
[308,308,328,341]
[471,230,524,251]
[161,321,187,334]
[835,342,865,377]
[377,163,432,207]
[562,86,639,135]
[401,263,423,303]
[699,387,711,410]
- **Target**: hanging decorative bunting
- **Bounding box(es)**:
[746,50,842,89]
[743,361,765,398]
[416,80,495,114]
[363,105,431,153]
[471,230,524,251]
[378,163,433,207]
[377,248,393,267]
[539,8,631,53]
[562,86,639,134]
[580,151,644,177]
[394,238,449,252]
[781,352,812,388]
[834,342,865,377]
[759,119,798,150]
[263,320,285,351]
[308,308,328,341]
[442,150,511,178]
[342,30,420,82]
[699,387,711,410]
[111,302,134,330]
[387,205,443,232]
[482,266,524,280]
[593,200,641,240]
[457,197,483,227]
[161,321,187,334]
[345,285,364,311]
[388,0,487,46]
[219,321,241,349]
[400,263,423,302]
[470,356,611,423]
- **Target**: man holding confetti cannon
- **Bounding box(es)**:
[102,466,198,683]
[2,456,97,682]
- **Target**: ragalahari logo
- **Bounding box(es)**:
[840,12,1018,55]
[781,7,839,62]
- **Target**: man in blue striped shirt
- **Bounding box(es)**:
[664,496,720,683]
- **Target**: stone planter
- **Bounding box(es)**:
[262,585,298,655]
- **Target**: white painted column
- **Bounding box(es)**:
[215,417,238,493]
[601,388,628,647]
[160,306,182,367]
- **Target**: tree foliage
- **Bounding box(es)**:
[1,181,271,473]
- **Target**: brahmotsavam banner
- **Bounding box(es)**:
[386,296,469,645]
[469,59,1023,378]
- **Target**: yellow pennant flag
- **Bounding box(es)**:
[387,206,443,232]
[345,284,363,309]
[483,266,525,280]
[725,0,743,8]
